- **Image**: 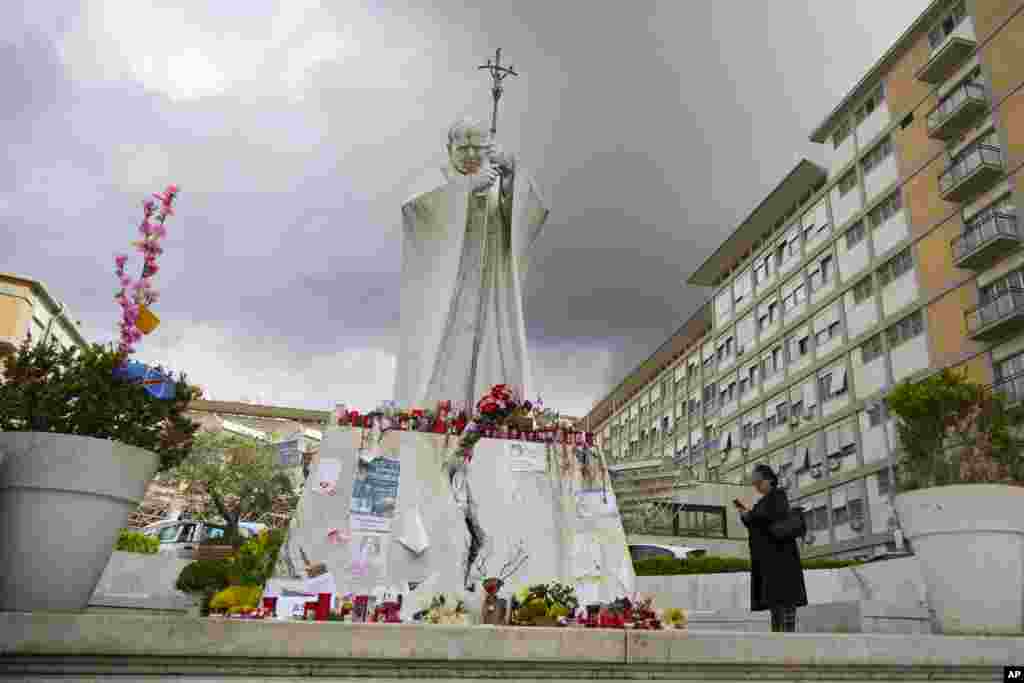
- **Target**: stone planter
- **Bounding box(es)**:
[895,484,1024,634]
[0,433,160,612]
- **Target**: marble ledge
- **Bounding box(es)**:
[1,612,1021,668]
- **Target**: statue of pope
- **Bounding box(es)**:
[394,118,549,410]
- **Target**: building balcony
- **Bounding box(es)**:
[916,36,975,84]
[966,288,1024,341]
[951,212,1020,270]
[927,82,987,140]
[939,144,1004,203]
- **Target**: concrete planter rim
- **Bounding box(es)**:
[893,482,1024,634]
[0,432,161,612]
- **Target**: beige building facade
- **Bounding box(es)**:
[586,0,1024,560]
[0,272,87,352]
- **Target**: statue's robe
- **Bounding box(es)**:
[394,163,549,410]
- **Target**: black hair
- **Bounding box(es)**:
[752,463,778,486]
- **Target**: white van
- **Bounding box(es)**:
[142,519,267,559]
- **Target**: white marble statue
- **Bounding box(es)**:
[394,118,549,410]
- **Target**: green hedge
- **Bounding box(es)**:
[115,529,159,554]
[634,555,861,576]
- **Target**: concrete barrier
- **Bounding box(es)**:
[636,555,928,611]
[89,551,193,612]
[0,612,1017,681]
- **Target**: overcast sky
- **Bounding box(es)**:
[3,1,931,417]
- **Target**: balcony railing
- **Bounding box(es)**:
[993,371,1024,406]
[927,81,987,140]
[950,212,1020,269]
[917,31,975,84]
[966,287,1024,340]
[939,143,1003,203]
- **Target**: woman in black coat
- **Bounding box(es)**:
[734,464,808,632]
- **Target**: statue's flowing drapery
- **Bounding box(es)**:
[394,165,548,410]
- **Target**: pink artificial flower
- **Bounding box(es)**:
[115,254,128,268]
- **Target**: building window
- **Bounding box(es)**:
[861,136,893,174]
[838,170,857,197]
[980,268,1024,305]
[852,277,873,304]
[868,191,903,229]
[876,466,896,496]
[877,248,913,285]
[833,119,851,149]
[754,254,772,284]
[845,220,866,248]
[856,85,886,124]
[861,334,884,363]
[928,1,966,50]
[832,503,849,526]
[867,401,887,427]
[886,311,924,348]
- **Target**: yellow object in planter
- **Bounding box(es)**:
[136,305,160,334]
[209,585,262,613]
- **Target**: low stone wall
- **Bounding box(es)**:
[636,555,928,611]
[89,551,193,612]
[0,612,1015,681]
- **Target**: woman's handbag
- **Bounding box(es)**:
[769,505,807,541]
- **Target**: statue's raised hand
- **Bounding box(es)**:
[489,146,516,177]
[470,165,501,195]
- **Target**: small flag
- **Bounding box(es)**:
[113,360,176,400]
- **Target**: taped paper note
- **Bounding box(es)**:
[316,459,342,495]
[507,441,546,473]
[397,507,430,555]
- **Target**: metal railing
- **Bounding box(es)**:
[993,370,1024,405]
[939,143,1002,194]
[926,81,985,131]
[950,212,1019,262]
[965,287,1024,335]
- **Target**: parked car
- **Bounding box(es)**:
[142,519,267,559]
[628,543,706,562]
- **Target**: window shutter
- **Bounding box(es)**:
[831,487,847,507]
[737,315,755,350]
[839,423,856,447]
[826,428,840,455]
[804,380,817,408]
[830,367,848,395]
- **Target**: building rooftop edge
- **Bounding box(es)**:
[809,0,948,143]
[582,302,712,429]
[686,159,827,287]
[0,272,88,347]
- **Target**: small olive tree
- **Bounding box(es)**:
[885,368,1024,491]
[165,430,297,543]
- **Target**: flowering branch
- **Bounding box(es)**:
[114,184,178,358]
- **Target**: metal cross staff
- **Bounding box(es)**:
[478,48,518,138]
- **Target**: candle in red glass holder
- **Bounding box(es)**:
[262,596,278,616]
[316,593,331,621]
[348,410,360,425]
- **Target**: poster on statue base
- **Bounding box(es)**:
[350,457,400,532]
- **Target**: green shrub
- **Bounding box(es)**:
[633,554,862,576]
[0,338,200,471]
[115,529,159,554]
[176,558,232,595]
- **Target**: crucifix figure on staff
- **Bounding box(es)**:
[393,49,550,412]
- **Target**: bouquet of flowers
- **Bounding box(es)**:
[416,593,468,625]
[451,385,530,464]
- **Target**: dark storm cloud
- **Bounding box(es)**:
[2,1,930,415]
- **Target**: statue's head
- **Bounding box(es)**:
[447,117,492,175]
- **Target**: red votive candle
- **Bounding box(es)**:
[316,593,331,621]
[262,596,278,616]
